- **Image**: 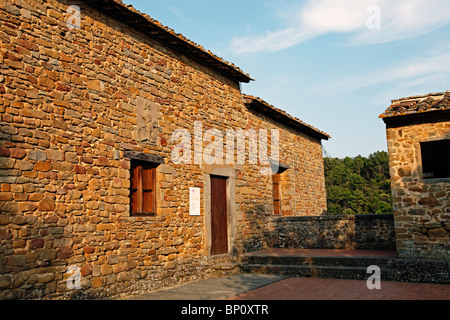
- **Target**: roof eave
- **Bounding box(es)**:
[85,0,253,83]
[243,95,331,141]
[380,109,450,128]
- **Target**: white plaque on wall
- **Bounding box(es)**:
[189,187,201,216]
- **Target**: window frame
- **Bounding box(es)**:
[420,139,450,181]
[130,160,158,216]
[272,173,281,216]
[271,161,289,216]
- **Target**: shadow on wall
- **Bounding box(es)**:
[241,213,396,253]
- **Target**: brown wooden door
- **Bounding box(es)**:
[210,175,228,255]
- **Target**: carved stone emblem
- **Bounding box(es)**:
[136,97,160,144]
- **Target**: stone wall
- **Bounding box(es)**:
[0,0,328,299]
[386,121,450,259]
[247,214,396,251]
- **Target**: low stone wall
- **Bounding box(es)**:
[261,214,396,251]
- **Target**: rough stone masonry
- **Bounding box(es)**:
[0,0,329,299]
[380,92,450,260]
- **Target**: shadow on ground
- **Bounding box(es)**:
[126,274,287,300]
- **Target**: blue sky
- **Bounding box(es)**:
[126,0,450,158]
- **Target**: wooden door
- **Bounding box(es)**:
[210,175,228,255]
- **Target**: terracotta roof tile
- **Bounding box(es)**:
[88,0,252,83]
[379,91,450,119]
[243,94,330,140]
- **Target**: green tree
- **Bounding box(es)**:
[324,151,392,215]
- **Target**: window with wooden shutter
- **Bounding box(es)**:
[271,162,289,216]
[272,173,281,215]
[130,160,157,216]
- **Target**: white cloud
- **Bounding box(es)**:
[230,0,450,53]
[372,73,450,106]
[301,0,374,33]
[313,49,450,95]
[155,0,191,25]
[351,0,450,45]
[361,51,450,88]
[231,27,314,53]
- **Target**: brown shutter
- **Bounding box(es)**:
[130,165,139,214]
[142,166,155,214]
[130,162,157,216]
[272,173,281,215]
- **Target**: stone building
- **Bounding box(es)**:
[0,0,329,298]
[380,91,450,260]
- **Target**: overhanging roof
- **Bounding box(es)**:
[380,91,450,119]
[243,95,331,141]
[84,0,253,83]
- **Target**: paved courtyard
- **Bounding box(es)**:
[230,276,450,300]
[127,274,450,300]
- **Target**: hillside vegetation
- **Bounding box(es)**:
[324,151,393,215]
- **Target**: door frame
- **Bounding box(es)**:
[204,166,236,256]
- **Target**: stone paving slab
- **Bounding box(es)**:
[230,277,450,300]
[128,274,287,300]
[127,274,450,301]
